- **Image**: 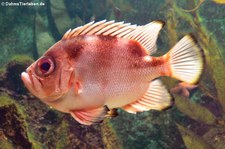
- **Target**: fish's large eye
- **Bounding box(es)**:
[35,56,55,77]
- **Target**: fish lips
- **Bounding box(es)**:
[21,71,43,98]
[21,71,36,95]
[21,72,32,87]
[21,71,64,104]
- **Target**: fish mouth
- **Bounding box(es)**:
[21,71,42,98]
[21,72,33,89]
[21,71,63,104]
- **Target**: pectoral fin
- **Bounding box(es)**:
[74,81,82,95]
[106,108,118,118]
[122,79,173,114]
[70,106,109,125]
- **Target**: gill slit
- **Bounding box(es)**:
[38,77,44,87]
[58,67,62,91]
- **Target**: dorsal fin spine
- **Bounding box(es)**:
[63,29,71,39]
[91,21,115,35]
[94,21,116,35]
[80,20,106,35]
[86,20,108,35]
[129,27,144,39]
[132,25,149,40]
[76,21,94,36]
[62,20,164,55]
[138,27,155,43]
[117,25,137,38]
[102,22,124,35]
[68,26,82,38]
[110,23,131,36]
[118,26,137,38]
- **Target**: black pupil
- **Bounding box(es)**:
[41,62,50,72]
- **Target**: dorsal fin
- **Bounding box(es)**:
[62,20,164,55]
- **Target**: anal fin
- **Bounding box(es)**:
[122,79,173,114]
[70,106,109,125]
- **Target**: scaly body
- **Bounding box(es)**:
[21,20,204,125]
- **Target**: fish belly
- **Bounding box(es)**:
[104,79,149,109]
[78,68,150,109]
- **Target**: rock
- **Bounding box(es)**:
[101,119,122,149]
[38,127,47,133]
[110,110,186,149]
[65,115,105,148]
[0,95,32,148]
[39,110,59,125]
[203,127,225,149]
[4,55,33,95]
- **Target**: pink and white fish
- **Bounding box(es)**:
[21,20,204,125]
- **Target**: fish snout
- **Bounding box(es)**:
[25,65,33,75]
[26,67,29,72]
[21,71,32,88]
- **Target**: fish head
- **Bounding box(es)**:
[21,41,75,107]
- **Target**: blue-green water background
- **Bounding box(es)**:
[0,0,225,148]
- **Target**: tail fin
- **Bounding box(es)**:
[168,34,204,84]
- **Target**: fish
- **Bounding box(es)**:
[170,82,198,98]
[21,20,204,125]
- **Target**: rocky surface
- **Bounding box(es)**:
[0,102,32,148]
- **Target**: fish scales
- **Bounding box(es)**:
[21,20,204,125]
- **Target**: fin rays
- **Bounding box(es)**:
[62,20,164,55]
[169,35,204,84]
[122,79,173,114]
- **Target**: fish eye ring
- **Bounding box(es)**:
[35,56,55,77]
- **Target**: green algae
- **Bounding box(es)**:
[110,109,186,149]
[172,0,225,118]
[4,55,34,95]
[177,123,212,149]
[50,0,72,35]
[55,120,70,148]
[165,1,225,148]
[0,138,14,149]
[0,94,25,116]
[175,96,216,124]
[0,94,42,149]
[203,127,225,149]
[35,13,55,56]
[9,55,34,64]
[101,119,122,149]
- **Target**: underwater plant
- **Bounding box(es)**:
[179,0,225,12]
